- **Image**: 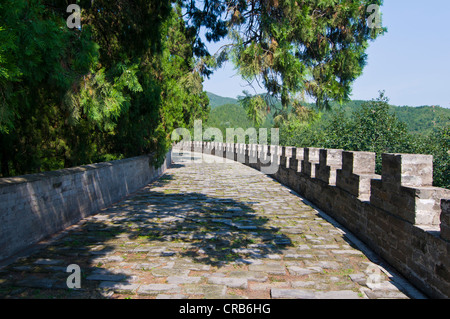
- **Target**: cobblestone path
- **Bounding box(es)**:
[0,153,426,299]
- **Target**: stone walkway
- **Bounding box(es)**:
[0,152,426,299]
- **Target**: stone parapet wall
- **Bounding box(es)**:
[0,150,172,262]
[177,141,450,298]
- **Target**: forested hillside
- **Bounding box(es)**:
[205,104,252,133]
[205,92,450,136]
[205,92,449,189]
[206,92,238,110]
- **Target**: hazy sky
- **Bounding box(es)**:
[202,1,450,108]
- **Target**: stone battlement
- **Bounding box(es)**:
[176,141,450,298]
[0,151,172,264]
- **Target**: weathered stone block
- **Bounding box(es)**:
[280,146,293,169]
[370,153,448,226]
[441,199,450,241]
[336,151,379,200]
[381,153,433,188]
[268,145,281,165]
[287,148,302,173]
[316,149,343,185]
[302,148,320,178]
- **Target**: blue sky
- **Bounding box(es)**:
[202,1,450,108]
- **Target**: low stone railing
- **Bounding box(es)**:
[0,150,172,264]
[176,141,450,299]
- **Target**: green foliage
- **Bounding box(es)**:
[206,92,239,109]
[278,91,449,188]
[393,105,450,135]
[206,104,253,134]
[228,0,386,113]
[320,92,413,173]
[0,1,209,176]
[239,93,269,128]
[413,122,450,189]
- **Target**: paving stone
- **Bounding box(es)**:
[183,284,227,297]
[249,263,286,275]
[45,266,68,272]
[251,282,290,290]
[151,268,190,277]
[367,281,402,291]
[304,260,340,269]
[156,294,188,299]
[86,274,127,282]
[167,276,202,284]
[16,277,56,289]
[98,282,139,293]
[264,254,282,260]
[227,271,268,282]
[364,290,409,299]
[173,262,211,271]
[316,291,361,299]
[271,289,315,299]
[133,262,163,270]
[349,273,367,286]
[311,245,340,249]
[33,259,63,265]
[12,266,33,271]
[284,254,314,260]
[94,256,125,263]
[138,284,181,295]
[208,277,248,289]
[331,250,363,255]
[235,258,263,265]
[291,281,316,288]
[287,266,319,276]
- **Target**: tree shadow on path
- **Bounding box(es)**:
[104,185,293,267]
[0,170,292,298]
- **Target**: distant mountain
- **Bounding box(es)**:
[205,92,450,135]
[390,105,450,134]
[206,92,238,109]
[205,103,253,132]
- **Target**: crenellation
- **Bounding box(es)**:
[199,143,450,298]
[336,151,380,200]
[316,149,343,185]
[248,144,258,166]
[302,148,321,178]
[218,142,223,158]
[289,148,304,173]
[257,144,268,167]
[222,143,228,159]
[268,145,281,167]
[370,153,447,226]
[210,142,216,156]
[280,146,293,169]
[237,143,246,163]
[380,153,434,188]
[228,143,236,160]
[202,142,211,156]
[440,199,450,241]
